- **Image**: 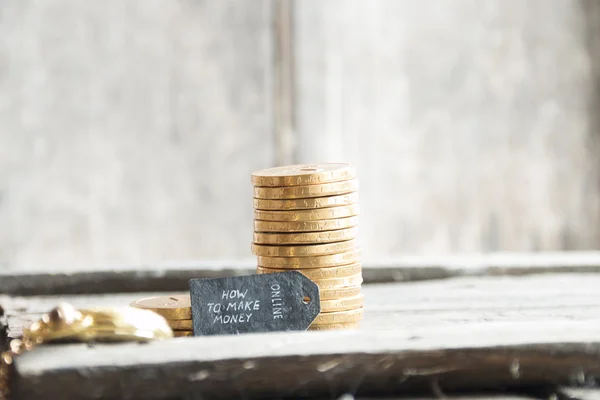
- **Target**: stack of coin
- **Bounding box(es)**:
[130,295,194,337]
[251,163,364,330]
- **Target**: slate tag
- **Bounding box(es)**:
[189,271,320,336]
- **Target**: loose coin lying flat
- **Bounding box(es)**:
[254,216,359,233]
[320,295,364,313]
[251,240,357,257]
[313,308,364,325]
[319,285,362,300]
[253,192,359,211]
[257,250,361,269]
[253,227,358,245]
[168,319,193,330]
[313,274,363,289]
[254,179,358,200]
[173,330,194,337]
[129,295,191,320]
[256,263,362,280]
[251,163,356,187]
[254,204,359,222]
[308,322,361,331]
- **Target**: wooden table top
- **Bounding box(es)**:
[3,254,600,399]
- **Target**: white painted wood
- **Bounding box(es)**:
[5,272,600,337]
[5,252,600,295]
[561,388,600,400]
[293,0,600,257]
[5,273,600,397]
[12,318,600,398]
[0,0,274,268]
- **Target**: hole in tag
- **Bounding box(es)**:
[302,296,311,304]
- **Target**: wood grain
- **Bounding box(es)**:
[11,323,600,399]
[3,252,600,295]
[4,272,600,397]
[0,305,6,351]
[4,272,600,339]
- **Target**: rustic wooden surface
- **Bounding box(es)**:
[11,322,600,399]
[4,267,600,398]
[0,304,5,351]
[3,252,600,295]
[5,272,600,340]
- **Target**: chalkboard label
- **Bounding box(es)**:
[189,271,320,335]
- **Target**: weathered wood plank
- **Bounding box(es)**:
[558,388,600,400]
[12,321,600,399]
[293,0,600,255]
[0,0,274,268]
[0,261,257,296]
[0,303,6,351]
[355,397,539,400]
[5,273,600,398]
[4,253,600,295]
[4,273,600,340]
[371,397,538,400]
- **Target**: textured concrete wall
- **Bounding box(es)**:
[0,1,274,268]
[294,0,600,259]
[0,0,599,269]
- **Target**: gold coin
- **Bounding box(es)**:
[257,250,361,269]
[254,179,358,200]
[255,269,363,291]
[308,322,361,331]
[130,295,191,320]
[255,204,359,222]
[319,285,362,300]
[314,274,363,289]
[256,263,362,280]
[251,240,357,257]
[83,310,167,329]
[313,308,364,325]
[167,319,193,330]
[253,192,359,211]
[254,216,358,233]
[173,330,194,337]
[320,295,364,313]
[251,163,356,187]
[24,304,174,344]
[253,227,358,245]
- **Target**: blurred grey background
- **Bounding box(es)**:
[1,0,600,270]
